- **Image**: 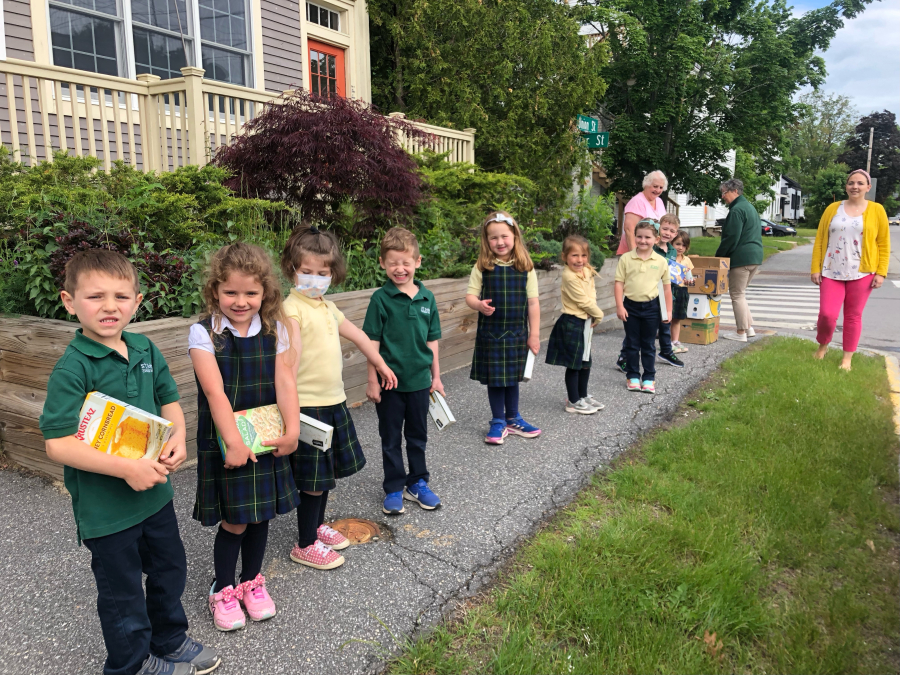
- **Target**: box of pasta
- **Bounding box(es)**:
[75,392,174,461]
[217,404,286,458]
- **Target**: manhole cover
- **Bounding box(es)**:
[329,518,381,544]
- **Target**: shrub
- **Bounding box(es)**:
[214,91,428,234]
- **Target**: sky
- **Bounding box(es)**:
[792,0,900,116]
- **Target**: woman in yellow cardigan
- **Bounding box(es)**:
[811,169,890,370]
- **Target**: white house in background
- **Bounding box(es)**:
[762,175,803,223]
[668,149,737,237]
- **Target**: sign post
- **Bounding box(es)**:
[577,114,599,134]
[584,132,609,149]
[576,115,608,149]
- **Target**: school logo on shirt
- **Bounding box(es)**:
[420,307,431,314]
[141,363,153,373]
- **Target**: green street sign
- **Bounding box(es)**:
[577,114,599,134]
[584,131,609,149]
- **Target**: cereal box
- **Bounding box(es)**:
[76,392,174,461]
[217,404,285,458]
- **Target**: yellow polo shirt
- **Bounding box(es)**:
[561,265,604,320]
[615,250,670,302]
[283,290,347,406]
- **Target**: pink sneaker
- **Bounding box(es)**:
[208,583,246,631]
[290,540,345,570]
[238,574,276,621]
[317,523,350,551]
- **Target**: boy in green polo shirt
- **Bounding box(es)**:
[363,228,443,516]
[39,250,219,675]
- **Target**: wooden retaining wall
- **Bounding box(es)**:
[0,261,619,480]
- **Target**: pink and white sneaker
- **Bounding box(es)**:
[289,540,345,570]
[238,574,276,621]
[317,523,350,551]
[208,583,246,631]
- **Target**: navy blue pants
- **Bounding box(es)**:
[83,500,188,675]
[619,311,672,358]
[623,297,662,381]
[376,388,431,494]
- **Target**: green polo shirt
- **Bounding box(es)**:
[39,329,180,543]
[363,280,441,392]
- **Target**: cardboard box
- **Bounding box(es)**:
[523,350,535,382]
[76,391,174,461]
[686,294,722,319]
[678,317,720,345]
[218,404,285,458]
[299,413,333,451]
[428,391,456,430]
[688,256,730,295]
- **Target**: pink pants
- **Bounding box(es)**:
[816,275,873,352]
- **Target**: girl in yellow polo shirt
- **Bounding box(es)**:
[280,224,397,570]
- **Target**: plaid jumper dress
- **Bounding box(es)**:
[192,319,299,526]
[469,264,529,386]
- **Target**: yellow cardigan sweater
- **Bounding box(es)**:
[811,201,891,277]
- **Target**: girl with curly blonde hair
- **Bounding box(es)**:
[189,242,301,631]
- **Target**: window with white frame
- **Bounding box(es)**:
[47,0,253,85]
[306,2,339,32]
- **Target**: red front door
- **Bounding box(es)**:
[308,40,345,98]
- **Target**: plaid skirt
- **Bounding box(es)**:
[672,285,690,321]
[290,401,366,491]
[470,328,528,387]
[192,441,300,526]
[546,313,592,370]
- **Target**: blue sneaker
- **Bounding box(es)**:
[383,491,405,515]
[485,418,508,444]
[404,479,442,510]
[506,415,541,438]
[163,637,220,675]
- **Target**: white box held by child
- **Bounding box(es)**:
[583,318,593,361]
[522,350,536,382]
[428,391,456,430]
[76,391,174,461]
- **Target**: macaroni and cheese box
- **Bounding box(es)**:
[428,391,456,431]
[76,391,174,461]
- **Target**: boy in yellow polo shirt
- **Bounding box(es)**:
[614,219,672,394]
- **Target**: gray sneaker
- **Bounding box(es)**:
[136,654,195,675]
[164,637,220,675]
[565,398,598,415]
[583,394,605,410]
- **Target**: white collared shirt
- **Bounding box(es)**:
[188,314,290,355]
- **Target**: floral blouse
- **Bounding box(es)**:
[823,203,870,281]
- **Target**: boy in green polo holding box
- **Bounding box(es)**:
[363,227,444,516]
[39,250,219,675]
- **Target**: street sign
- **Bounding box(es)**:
[584,132,609,149]
[577,114,599,134]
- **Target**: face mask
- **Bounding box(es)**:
[295,273,331,298]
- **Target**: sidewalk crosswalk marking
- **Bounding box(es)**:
[718,284,819,331]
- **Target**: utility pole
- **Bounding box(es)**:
[866,126,874,174]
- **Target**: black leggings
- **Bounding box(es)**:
[564,366,591,403]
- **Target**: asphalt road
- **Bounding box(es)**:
[0,331,748,675]
[733,227,900,353]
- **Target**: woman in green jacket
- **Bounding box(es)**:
[811,169,890,371]
[716,178,763,342]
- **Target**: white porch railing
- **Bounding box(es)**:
[0,59,475,172]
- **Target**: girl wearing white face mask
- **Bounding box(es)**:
[279,224,398,570]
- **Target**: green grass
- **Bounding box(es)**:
[688,234,812,261]
[390,338,899,675]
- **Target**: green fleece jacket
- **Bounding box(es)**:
[715,195,763,268]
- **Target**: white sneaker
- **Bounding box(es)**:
[583,394,605,410]
[565,398,598,415]
[721,331,748,342]
[746,327,756,337]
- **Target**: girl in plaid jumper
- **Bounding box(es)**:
[280,224,398,570]
[465,211,542,444]
[189,243,301,632]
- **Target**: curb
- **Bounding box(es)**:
[883,353,900,438]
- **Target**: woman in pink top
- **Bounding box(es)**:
[616,170,669,255]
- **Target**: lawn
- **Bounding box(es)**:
[390,338,899,674]
[689,234,812,261]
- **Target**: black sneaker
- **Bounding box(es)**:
[616,355,627,373]
[164,637,220,675]
[657,352,685,368]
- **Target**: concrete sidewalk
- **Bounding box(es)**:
[0,330,747,675]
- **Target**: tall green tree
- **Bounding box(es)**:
[838,111,900,204]
[578,0,875,204]
[784,91,857,189]
[734,148,775,214]
[805,163,851,224]
[368,0,608,218]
